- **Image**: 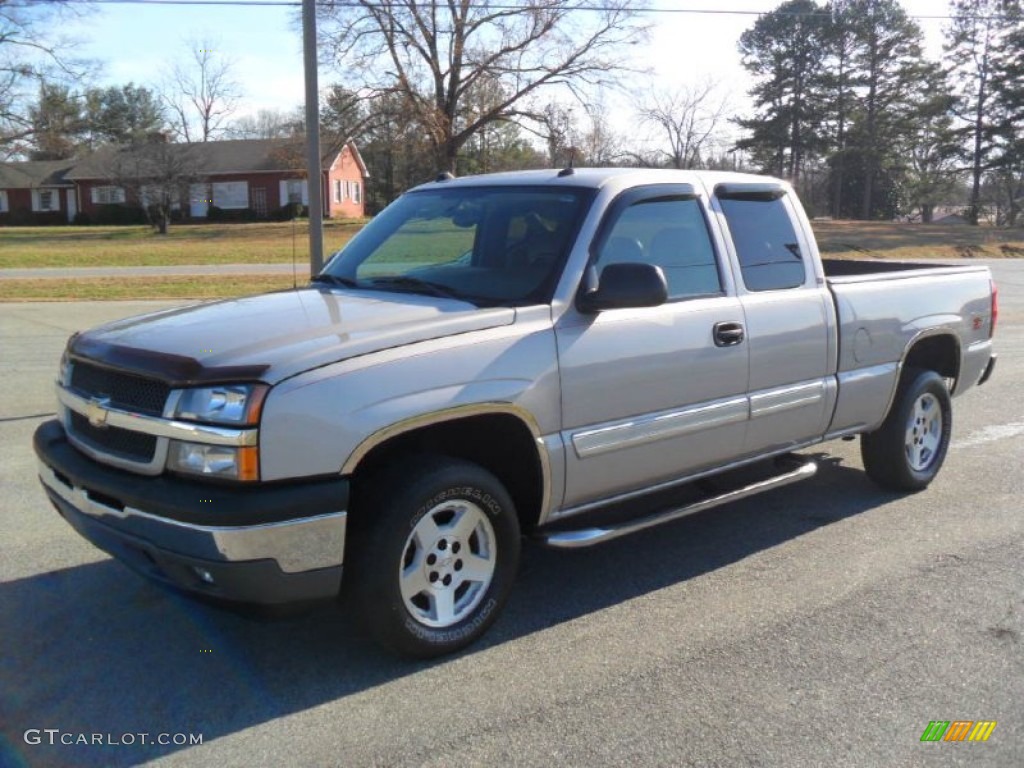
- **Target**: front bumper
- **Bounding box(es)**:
[34,420,348,606]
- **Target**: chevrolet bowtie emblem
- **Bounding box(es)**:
[86,397,111,428]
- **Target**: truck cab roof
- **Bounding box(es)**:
[410,167,785,193]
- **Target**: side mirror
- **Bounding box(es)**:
[578,262,668,312]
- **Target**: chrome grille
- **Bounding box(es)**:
[69,411,158,463]
[70,361,169,416]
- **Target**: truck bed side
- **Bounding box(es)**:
[824,260,994,437]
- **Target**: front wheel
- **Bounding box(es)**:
[861,368,952,492]
[348,456,521,658]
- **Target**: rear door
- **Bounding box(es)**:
[711,183,836,456]
[555,184,749,509]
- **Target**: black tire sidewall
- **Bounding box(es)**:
[862,369,952,491]
[352,458,521,658]
[899,372,952,485]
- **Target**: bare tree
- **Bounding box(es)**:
[634,81,730,169]
[579,91,623,166]
[1,2,91,158]
[318,0,645,172]
[163,39,241,143]
[538,102,580,167]
[227,108,303,140]
[105,138,203,234]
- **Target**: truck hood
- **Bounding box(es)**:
[69,287,516,385]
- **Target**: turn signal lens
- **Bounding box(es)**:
[168,441,260,481]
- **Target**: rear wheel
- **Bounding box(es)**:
[861,368,952,491]
[349,456,521,658]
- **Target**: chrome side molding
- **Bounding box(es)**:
[539,458,818,549]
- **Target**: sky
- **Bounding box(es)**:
[59,0,952,145]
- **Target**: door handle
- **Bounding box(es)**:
[713,321,745,347]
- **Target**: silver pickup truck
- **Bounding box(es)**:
[34,169,998,657]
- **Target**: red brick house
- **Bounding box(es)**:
[0,160,78,224]
[0,138,367,225]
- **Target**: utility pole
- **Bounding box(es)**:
[302,0,324,275]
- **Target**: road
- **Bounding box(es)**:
[1,261,1021,768]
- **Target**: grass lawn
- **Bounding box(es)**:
[0,218,368,268]
[813,220,1024,260]
[0,218,1021,301]
[0,275,297,301]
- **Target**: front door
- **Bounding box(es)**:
[556,185,749,510]
[189,184,210,218]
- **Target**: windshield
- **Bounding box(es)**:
[317,186,594,306]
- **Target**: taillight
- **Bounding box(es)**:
[990,280,998,338]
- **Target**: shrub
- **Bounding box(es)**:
[271,203,306,221]
[207,205,258,223]
[91,203,147,225]
[0,208,65,226]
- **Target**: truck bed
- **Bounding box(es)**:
[822,257,994,438]
[822,257,986,282]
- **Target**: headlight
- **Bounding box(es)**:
[59,349,73,387]
[168,441,259,481]
[173,384,268,425]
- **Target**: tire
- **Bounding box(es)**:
[861,368,952,492]
[348,456,521,658]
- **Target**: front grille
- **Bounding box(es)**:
[70,361,170,416]
[69,411,158,463]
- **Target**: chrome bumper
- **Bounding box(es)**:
[34,419,347,606]
[38,462,346,574]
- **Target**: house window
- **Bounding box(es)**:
[286,179,306,205]
[352,181,361,204]
[32,189,60,212]
[90,186,126,205]
[212,181,249,209]
[333,179,343,203]
[0,190,7,212]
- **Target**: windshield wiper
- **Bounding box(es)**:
[365,275,470,302]
[311,274,360,288]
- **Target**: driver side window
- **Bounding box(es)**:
[595,197,722,300]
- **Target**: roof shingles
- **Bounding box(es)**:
[1,138,357,187]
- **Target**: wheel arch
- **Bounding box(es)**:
[902,330,961,388]
[874,330,960,428]
[341,404,551,532]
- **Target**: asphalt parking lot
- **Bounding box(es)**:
[1,262,1022,767]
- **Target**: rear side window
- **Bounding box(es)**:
[718,195,806,291]
[595,197,721,300]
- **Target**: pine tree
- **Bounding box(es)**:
[843,0,931,219]
[28,83,84,160]
[735,0,831,188]
[986,4,1024,224]
[83,84,166,148]
[900,78,961,222]
[944,0,1019,224]
[820,0,865,217]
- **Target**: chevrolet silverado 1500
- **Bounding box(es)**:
[34,168,998,656]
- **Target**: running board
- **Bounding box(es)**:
[540,459,818,549]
